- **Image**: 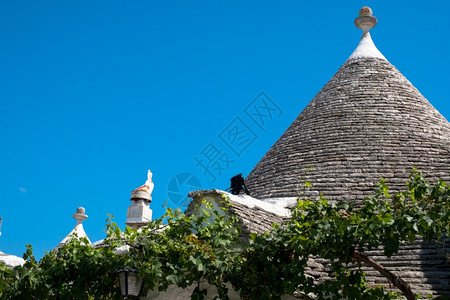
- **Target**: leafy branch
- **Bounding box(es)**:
[0,171,448,299]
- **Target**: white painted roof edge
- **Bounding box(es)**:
[0,251,25,268]
[190,189,293,218]
[57,221,92,249]
[347,32,387,61]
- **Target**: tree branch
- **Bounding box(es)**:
[352,250,415,300]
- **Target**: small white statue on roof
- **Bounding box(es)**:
[145,169,154,195]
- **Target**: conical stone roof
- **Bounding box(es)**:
[246,15,450,202]
[244,8,450,296]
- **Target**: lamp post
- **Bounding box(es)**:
[117,268,143,298]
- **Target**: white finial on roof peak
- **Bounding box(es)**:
[56,207,91,249]
[73,207,88,222]
[348,7,387,61]
[354,6,377,33]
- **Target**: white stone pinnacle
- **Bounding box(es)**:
[347,7,387,62]
[57,207,91,249]
[73,206,88,222]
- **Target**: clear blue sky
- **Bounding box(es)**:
[1,1,449,259]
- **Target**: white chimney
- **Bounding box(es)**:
[125,170,153,229]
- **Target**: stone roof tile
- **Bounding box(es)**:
[246,56,450,201]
